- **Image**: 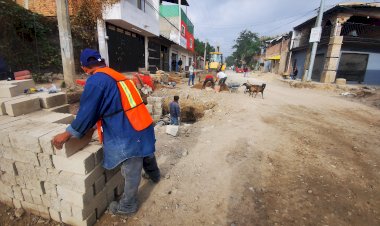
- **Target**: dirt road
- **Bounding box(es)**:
[96,71,380,226]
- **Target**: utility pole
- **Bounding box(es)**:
[203,40,207,69]
[56,0,75,87]
[304,0,325,82]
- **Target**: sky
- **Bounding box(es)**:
[184,0,376,56]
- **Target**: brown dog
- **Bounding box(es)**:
[248,83,266,98]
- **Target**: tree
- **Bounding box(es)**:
[194,38,215,59]
[225,56,236,67]
[232,30,261,67]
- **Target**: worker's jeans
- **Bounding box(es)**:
[171,116,179,125]
[118,154,160,213]
[188,73,195,86]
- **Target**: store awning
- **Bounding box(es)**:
[266,55,281,60]
[160,0,189,6]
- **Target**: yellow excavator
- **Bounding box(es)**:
[205,48,226,72]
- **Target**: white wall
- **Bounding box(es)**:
[103,0,160,36]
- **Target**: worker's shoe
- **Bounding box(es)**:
[108,201,137,216]
[142,172,160,183]
[143,155,161,183]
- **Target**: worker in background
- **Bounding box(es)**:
[169,95,181,125]
[217,69,227,86]
[202,74,216,89]
[188,62,195,86]
[178,58,183,72]
[51,48,160,215]
[243,66,248,77]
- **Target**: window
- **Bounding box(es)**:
[189,38,193,48]
[137,0,145,11]
[181,25,185,36]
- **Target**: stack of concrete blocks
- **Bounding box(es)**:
[0,79,125,226]
[146,96,163,122]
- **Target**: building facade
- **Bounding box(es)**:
[159,4,195,71]
[264,34,291,74]
[289,2,380,84]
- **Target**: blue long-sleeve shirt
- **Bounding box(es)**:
[66,71,156,170]
[169,101,180,118]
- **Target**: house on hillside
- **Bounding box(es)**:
[289,2,380,84]
[263,34,291,74]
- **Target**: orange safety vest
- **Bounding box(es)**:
[94,67,153,143]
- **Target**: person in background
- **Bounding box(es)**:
[292,66,298,80]
[178,58,183,72]
[188,62,195,86]
[169,96,181,125]
[52,48,160,216]
[217,69,227,86]
[202,74,216,89]
[243,66,248,77]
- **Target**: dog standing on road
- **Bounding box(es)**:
[248,83,266,99]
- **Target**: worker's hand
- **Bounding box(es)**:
[51,131,72,150]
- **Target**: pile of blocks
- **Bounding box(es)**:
[0,80,124,226]
[146,96,163,122]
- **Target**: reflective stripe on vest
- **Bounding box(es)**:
[93,67,153,143]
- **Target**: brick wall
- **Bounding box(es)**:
[15,0,74,17]
[265,38,290,58]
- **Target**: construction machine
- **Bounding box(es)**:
[205,47,226,72]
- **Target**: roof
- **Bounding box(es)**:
[294,2,380,30]
[160,0,189,6]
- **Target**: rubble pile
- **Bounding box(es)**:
[146,96,164,122]
[0,80,124,226]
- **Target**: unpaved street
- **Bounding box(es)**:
[97,71,380,226]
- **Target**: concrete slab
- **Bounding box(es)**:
[0,85,19,98]
[43,104,70,114]
[26,111,74,124]
[0,96,25,115]
[0,79,35,92]
[4,96,41,116]
[36,92,67,109]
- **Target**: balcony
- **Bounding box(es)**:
[103,0,160,37]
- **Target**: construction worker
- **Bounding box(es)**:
[169,95,181,125]
[51,48,160,215]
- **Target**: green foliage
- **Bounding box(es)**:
[194,38,216,59]
[225,56,236,67]
[232,30,261,67]
[0,0,61,73]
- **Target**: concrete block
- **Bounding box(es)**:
[21,201,40,216]
[12,186,24,201]
[13,199,22,209]
[57,185,94,208]
[46,168,61,185]
[153,115,161,122]
[9,122,58,153]
[0,96,25,115]
[104,166,120,182]
[83,144,103,165]
[35,167,48,181]
[146,104,153,114]
[41,195,60,210]
[15,176,26,188]
[58,165,104,193]
[0,172,17,186]
[147,96,162,103]
[3,148,39,166]
[38,153,54,168]
[321,70,337,83]
[329,35,343,45]
[327,43,342,58]
[0,85,19,98]
[105,171,123,198]
[49,208,62,222]
[36,92,67,109]
[0,79,35,93]
[21,189,33,203]
[44,104,70,114]
[38,125,68,155]
[31,191,43,205]
[61,211,96,226]
[38,205,50,219]
[27,110,74,124]
[0,157,17,175]
[0,181,14,197]
[336,78,346,85]
[0,192,14,207]
[0,119,34,147]
[60,199,72,216]
[94,175,106,195]
[323,57,340,71]
[4,96,41,116]
[53,151,95,175]
[71,188,107,220]
[54,129,94,157]
[166,125,179,136]
[43,181,58,197]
